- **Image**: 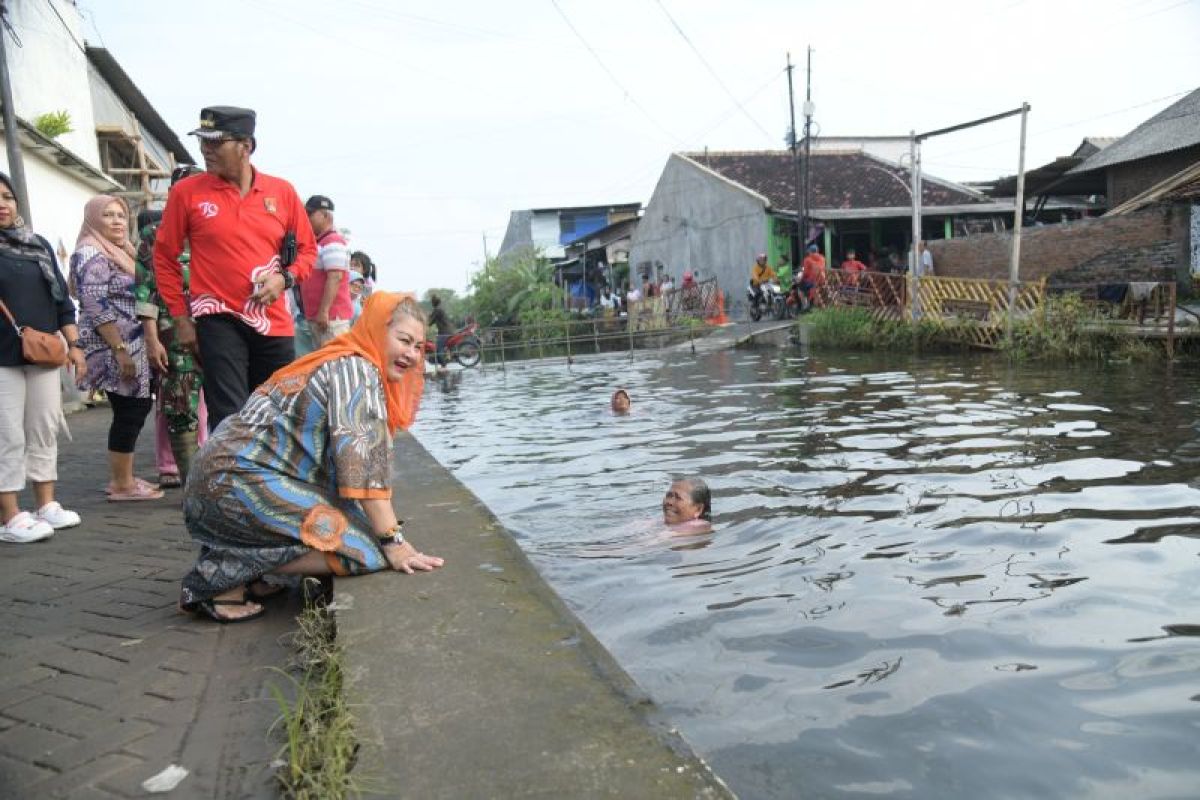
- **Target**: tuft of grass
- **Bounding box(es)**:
[270,598,360,800]
[803,295,1168,363]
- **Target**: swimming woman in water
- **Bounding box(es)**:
[662,477,712,535]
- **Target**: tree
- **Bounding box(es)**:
[465,250,560,327]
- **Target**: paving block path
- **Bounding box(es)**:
[0,407,299,799]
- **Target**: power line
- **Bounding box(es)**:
[42,0,85,55]
[549,0,680,145]
[652,0,774,144]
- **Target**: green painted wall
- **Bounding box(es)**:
[768,215,795,289]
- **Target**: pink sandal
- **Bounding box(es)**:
[105,477,161,496]
[107,480,164,502]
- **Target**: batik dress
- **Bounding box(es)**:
[180,354,392,605]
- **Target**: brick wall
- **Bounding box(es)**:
[927,202,1191,286]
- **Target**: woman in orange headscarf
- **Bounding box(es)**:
[180,292,443,622]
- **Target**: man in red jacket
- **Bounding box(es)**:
[155,106,316,432]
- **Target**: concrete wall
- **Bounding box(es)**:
[1107,145,1200,208]
[7,0,101,168]
[531,211,564,258]
[630,155,767,317]
[926,203,1191,286]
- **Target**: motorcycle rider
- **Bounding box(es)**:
[749,253,776,314]
[428,293,451,367]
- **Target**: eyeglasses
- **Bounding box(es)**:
[198,136,243,149]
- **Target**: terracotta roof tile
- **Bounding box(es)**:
[682,150,988,211]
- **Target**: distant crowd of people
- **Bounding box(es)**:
[750,241,935,314]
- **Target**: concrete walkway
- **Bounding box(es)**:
[337,434,733,799]
[0,407,297,799]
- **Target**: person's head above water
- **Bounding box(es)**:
[611,388,630,413]
[662,477,711,526]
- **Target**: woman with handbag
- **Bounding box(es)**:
[0,172,86,543]
[71,194,162,502]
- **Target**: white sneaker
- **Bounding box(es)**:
[36,501,81,530]
[0,511,54,543]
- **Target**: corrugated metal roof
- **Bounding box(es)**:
[1070,87,1200,173]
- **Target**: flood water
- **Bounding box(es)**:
[410,344,1200,800]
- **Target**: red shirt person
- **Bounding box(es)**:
[841,249,868,287]
[155,106,316,432]
[799,245,827,305]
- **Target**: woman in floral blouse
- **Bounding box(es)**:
[71,194,162,502]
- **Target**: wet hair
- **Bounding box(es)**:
[391,295,428,328]
[675,476,711,521]
[430,294,441,307]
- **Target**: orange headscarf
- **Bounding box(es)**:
[263,291,425,434]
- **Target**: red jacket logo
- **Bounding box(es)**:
[198,201,219,218]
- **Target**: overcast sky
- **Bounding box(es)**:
[86,0,1199,294]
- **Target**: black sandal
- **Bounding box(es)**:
[247,579,286,600]
[195,593,266,624]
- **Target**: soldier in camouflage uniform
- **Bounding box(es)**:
[135,166,207,481]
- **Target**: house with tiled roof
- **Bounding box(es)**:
[1069,87,1200,208]
[629,149,1012,313]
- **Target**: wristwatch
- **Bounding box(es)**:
[112,342,127,353]
[68,340,83,350]
[378,522,405,547]
[280,269,296,290]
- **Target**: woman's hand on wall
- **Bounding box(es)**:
[383,540,445,574]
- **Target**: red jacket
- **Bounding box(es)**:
[155,170,315,336]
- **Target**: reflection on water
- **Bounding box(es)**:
[410,347,1200,800]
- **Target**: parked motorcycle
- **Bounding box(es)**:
[747,280,788,322]
[424,321,482,368]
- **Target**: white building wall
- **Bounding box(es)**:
[530,212,563,258]
[1,132,97,264]
[6,0,101,168]
[630,155,768,318]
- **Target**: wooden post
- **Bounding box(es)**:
[565,318,572,365]
[628,313,635,359]
[1167,281,1176,359]
[498,329,506,372]
[593,319,600,353]
[537,321,545,361]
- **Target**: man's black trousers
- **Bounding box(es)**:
[196,314,295,433]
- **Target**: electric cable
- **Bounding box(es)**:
[549,0,681,145]
[651,0,775,144]
[41,0,85,54]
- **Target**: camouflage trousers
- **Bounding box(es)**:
[158,345,204,436]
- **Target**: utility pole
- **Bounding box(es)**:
[786,53,801,260]
[906,104,1027,322]
[0,1,31,225]
[801,46,813,250]
[909,130,920,322]
[1008,102,1030,292]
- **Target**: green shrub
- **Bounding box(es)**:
[33,110,73,138]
